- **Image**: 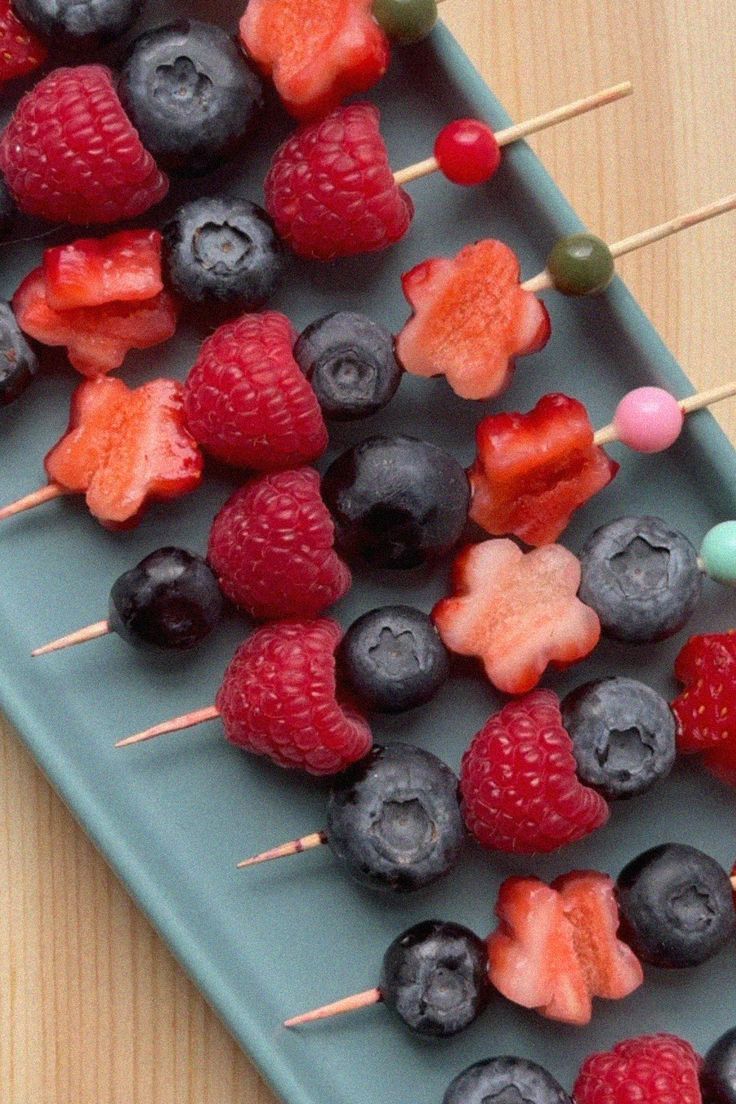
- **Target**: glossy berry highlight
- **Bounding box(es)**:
[434,119,501,185]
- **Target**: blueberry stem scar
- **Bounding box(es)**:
[32,619,111,657]
[115,705,220,748]
[284,988,382,1028]
[392,82,631,186]
[237,831,328,869]
[594,380,736,446]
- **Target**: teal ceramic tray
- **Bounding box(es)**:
[2,5,736,1102]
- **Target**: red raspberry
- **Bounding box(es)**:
[460,689,609,853]
[215,619,372,774]
[207,468,351,620]
[183,311,328,470]
[573,1033,703,1104]
[264,103,414,261]
[0,0,46,83]
[0,65,168,224]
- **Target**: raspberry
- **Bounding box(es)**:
[460,690,609,853]
[264,103,414,261]
[0,65,168,224]
[207,468,351,620]
[573,1033,703,1104]
[183,311,328,470]
[215,619,372,774]
[0,0,46,84]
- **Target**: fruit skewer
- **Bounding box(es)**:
[266,82,632,260]
[398,193,736,399]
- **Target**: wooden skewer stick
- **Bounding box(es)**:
[115,705,220,748]
[593,380,736,446]
[0,482,66,521]
[392,81,632,187]
[284,988,382,1028]
[237,831,328,869]
[32,619,111,657]
[523,193,736,293]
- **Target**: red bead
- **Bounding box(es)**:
[433,118,501,185]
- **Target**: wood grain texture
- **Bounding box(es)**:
[1,3,734,1101]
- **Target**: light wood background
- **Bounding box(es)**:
[2,3,735,1101]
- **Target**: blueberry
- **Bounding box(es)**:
[338,606,449,713]
[0,302,38,408]
[108,547,224,650]
[617,843,736,968]
[379,920,490,1036]
[579,515,702,642]
[118,20,264,176]
[326,744,464,892]
[293,312,403,420]
[163,198,284,313]
[702,1027,736,1103]
[321,435,470,569]
[443,1057,572,1104]
[13,0,143,48]
[562,677,676,800]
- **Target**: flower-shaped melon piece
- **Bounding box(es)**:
[469,393,619,545]
[432,538,600,694]
[45,377,203,528]
[240,0,389,120]
[396,239,551,400]
[488,871,644,1026]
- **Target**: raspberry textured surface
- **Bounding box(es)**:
[460,690,609,853]
[240,0,389,120]
[215,619,372,774]
[207,468,351,620]
[573,1033,703,1104]
[43,230,164,310]
[396,239,550,400]
[14,268,179,377]
[469,393,619,545]
[183,311,327,470]
[488,870,643,1024]
[0,65,168,224]
[264,104,414,260]
[45,377,203,528]
[433,539,601,694]
[672,631,736,781]
[0,0,46,83]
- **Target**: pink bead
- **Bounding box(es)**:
[612,387,685,453]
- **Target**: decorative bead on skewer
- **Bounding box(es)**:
[265,82,632,260]
[396,193,736,399]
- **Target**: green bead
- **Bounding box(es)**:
[546,233,615,296]
[372,0,438,44]
[700,521,736,585]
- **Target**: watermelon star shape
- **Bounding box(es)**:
[469,393,620,546]
[432,538,601,694]
[396,239,551,400]
[45,376,203,528]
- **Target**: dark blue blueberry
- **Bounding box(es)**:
[108,547,224,650]
[562,677,676,800]
[321,435,470,569]
[163,198,284,313]
[326,744,464,892]
[293,312,403,420]
[579,515,702,642]
[338,606,449,713]
[118,20,264,176]
[13,0,143,48]
[0,302,38,408]
[443,1057,572,1104]
[702,1027,736,1103]
[0,176,17,238]
[617,843,736,968]
[379,920,489,1036]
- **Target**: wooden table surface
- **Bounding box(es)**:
[2,3,735,1101]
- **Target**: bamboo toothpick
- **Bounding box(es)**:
[284,988,382,1028]
[392,81,632,187]
[593,381,736,447]
[0,482,66,521]
[237,831,328,869]
[32,619,111,657]
[115,705,220,748]
[523,194,736,294]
